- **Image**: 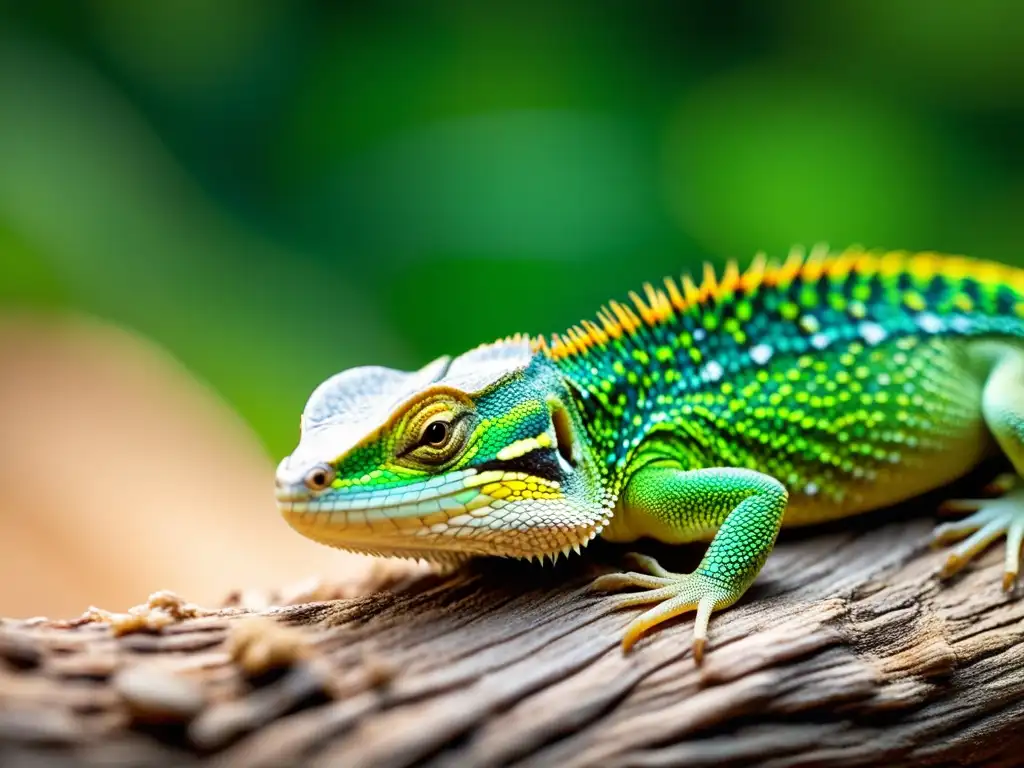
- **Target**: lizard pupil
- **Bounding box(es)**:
[423,421,449,446]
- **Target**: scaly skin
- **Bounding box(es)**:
[275,246,1024,662]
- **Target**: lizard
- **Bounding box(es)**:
[274,245,1024,662]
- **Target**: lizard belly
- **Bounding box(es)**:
[781,340,1005,526]
[781,420,993,526]
[747,337,994,527]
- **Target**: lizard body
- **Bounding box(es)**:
[276,246,1024,660]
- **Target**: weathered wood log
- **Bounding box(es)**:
[2,497,1024,767]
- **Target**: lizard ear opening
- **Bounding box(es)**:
[549,400,577,470]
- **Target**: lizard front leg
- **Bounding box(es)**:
[591,464,787,661]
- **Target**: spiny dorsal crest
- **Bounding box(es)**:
[535,244,1024,361]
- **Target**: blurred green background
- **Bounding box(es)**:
[3,0,1024,459]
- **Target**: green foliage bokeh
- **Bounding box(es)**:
[2,1,1023,457]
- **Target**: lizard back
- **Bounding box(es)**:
[541,247,1024,525]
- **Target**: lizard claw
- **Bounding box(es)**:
[590,554,732,661]
[932,486,1024,589]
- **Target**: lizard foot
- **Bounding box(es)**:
[933,486,1024,590]
[589,553,734,662]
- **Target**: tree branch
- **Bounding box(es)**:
[2,504,1023,767]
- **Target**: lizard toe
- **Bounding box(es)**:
[597,570,735,662]
[621,552,682,579]
[588,572,673,592]
[933,486,1024,587]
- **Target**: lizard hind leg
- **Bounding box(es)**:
[932,348,1024,589]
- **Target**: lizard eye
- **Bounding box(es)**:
[421,419,451,448]
[401,410,467,466]
[304,464,335,491]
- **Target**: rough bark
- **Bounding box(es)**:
[2,501,1023,768]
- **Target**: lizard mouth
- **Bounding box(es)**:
[277,468,612,562]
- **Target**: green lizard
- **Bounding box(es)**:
[275,246,1024,662]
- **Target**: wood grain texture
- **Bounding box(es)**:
[2,500,1023,768]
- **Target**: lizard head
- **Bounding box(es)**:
[275,336,612,565]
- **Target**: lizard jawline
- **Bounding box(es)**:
[279,497,612,564]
